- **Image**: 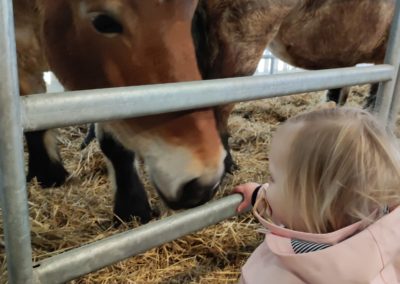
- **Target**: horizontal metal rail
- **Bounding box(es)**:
[33,194,243,284]
[22,65,394,131]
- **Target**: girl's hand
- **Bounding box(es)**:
[233,182,261,213]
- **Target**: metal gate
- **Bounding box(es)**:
[1,0,400,283]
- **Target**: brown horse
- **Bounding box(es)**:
[15,0,227,223]
[194,0,394,104]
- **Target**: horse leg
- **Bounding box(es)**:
[338,87,350,106]
[364,83,379,109]
[19,61,69,187]
[25,129,69,187]
[326,87,350,106]
[97,126,153,224]
[80,123,96,149]
[326,88,341,104]
[214,104,237,174]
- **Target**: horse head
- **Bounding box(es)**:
[39,0,226,211]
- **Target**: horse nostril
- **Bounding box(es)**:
[155,178,221,210]
[179,178,218,208]
[181,178,203,199]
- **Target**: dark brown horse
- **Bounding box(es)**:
[194,0,394,105]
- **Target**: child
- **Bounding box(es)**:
[234,107,400,283]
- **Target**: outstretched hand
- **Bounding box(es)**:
[233,182,262,213]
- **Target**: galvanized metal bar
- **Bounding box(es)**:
[388,70,400,130]
[375,0,400,126]
[387,0,400,129]
[0,0,34,283]
[33,194,243,284]
[21,65,394,131]
[270,56,276,75]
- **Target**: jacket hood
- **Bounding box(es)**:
[256,206,400,283]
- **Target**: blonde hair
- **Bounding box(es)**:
[281,107,400,233]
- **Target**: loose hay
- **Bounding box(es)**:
[0,85,387,283]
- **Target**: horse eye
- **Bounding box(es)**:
[92,14,123,34]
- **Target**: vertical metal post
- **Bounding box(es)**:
[374,0,400,127]
[0,0,34,283]
[387,0,400,129]
[270,56,276,75]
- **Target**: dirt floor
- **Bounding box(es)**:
[0,85,373,283]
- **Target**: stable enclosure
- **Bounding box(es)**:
[1,0,400,283]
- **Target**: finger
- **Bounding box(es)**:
[233,186,244,194]
[238,200,251,213]
[237,203,245,213]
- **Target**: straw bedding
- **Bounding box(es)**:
[0,85,375,283]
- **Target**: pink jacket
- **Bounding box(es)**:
[240,188,400,283]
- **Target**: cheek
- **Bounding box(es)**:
[267,184,288,226]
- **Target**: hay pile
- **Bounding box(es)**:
[0,86,373,283]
